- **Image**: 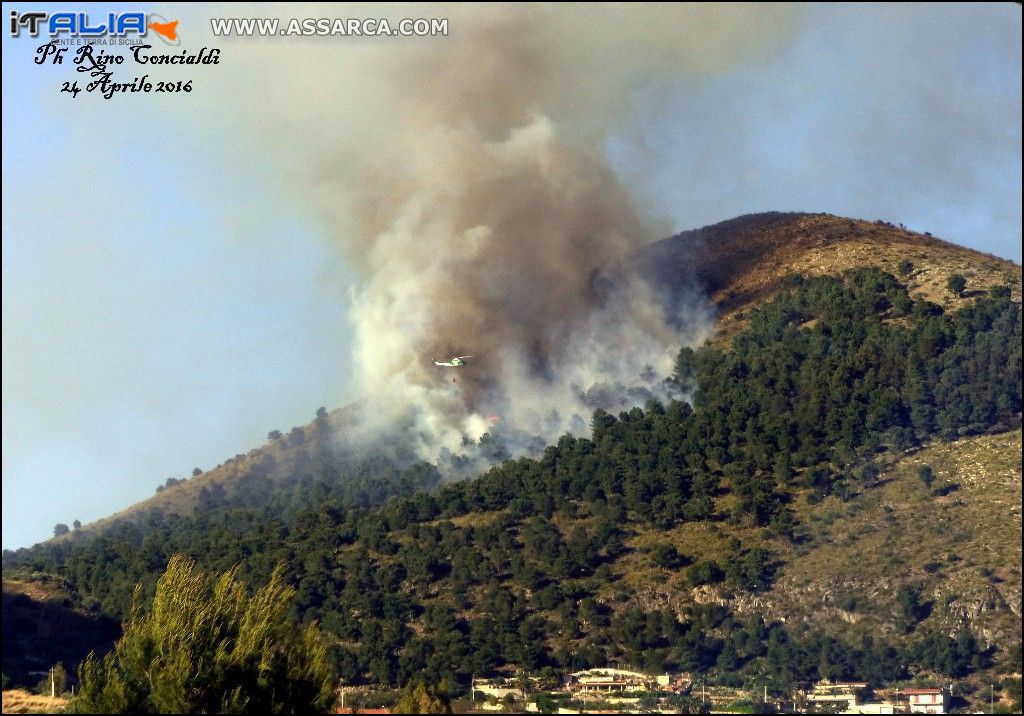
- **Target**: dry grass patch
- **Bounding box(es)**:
[1,690,69,714]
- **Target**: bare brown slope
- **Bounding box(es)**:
[46,405,362,545]
[649,212,1022,339]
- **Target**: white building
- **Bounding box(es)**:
[565,668,655,693]
[904,687,949,714]
[803,681,899,714]
[471,676,521,701]
[805,681,869,711]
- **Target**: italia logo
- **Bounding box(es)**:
[9,11,181,45]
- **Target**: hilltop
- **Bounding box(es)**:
[650,212,1021,340]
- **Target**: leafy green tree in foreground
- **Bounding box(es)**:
[394,680,452,714]
[72,555,334,714]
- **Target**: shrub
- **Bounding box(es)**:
[946,274,967,296]
[72,555,334,714]
[687,560,725,587]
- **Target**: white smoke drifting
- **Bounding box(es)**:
[206,4,800,462]
[339,113,708,460]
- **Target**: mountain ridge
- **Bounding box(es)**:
[18,212,1019,551]
[650,211,1021,340]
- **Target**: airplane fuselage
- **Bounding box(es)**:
[434,355,472,367]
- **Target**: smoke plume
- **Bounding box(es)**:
[209,4,800,461]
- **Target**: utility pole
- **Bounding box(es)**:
[50,667,55,698]
[990,683,994,714]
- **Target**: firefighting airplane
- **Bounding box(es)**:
[434,355,474,367]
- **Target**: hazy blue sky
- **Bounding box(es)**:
[3,3,1020,549]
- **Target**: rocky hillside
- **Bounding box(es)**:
[617,429,1022,651]
[650,212,1021,339]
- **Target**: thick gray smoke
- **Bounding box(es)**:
[338,113,706,460]
[205,4,800,462]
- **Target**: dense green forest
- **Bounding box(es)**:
[4,268,1021,693]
